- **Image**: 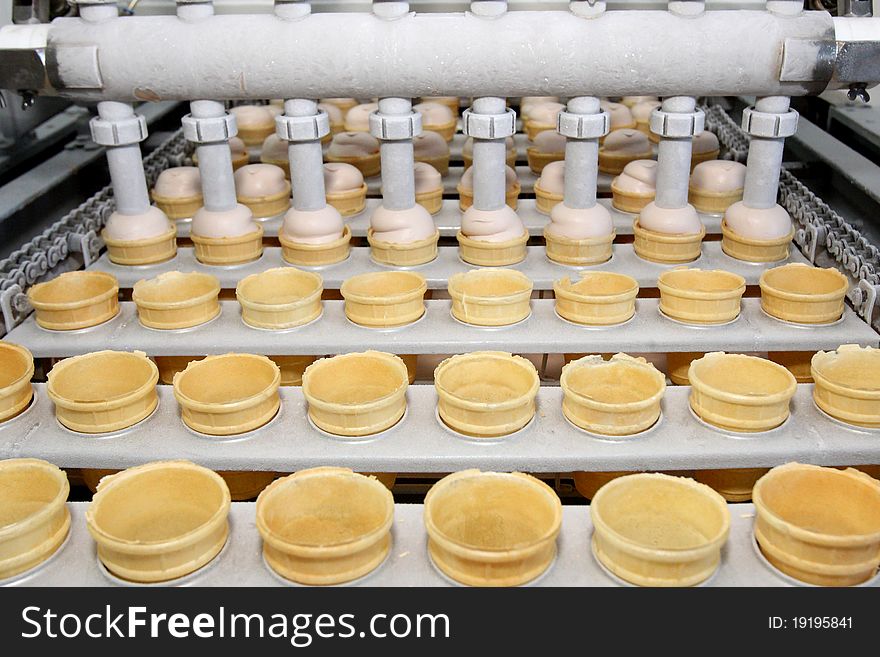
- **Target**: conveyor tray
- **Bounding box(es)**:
[3,385,878,473]
[3,503,867,587]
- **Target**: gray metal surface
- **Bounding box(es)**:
[3,384,879,473]
[4,502,837,587]
[88,241,812,291]
[25,11,837,100]
[8,298,877,358]
[176,198,721,239]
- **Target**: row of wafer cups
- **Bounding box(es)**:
[22,260,849,336]
[2,457,878,587]
[3,342,879,440]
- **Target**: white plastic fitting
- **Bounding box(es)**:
[281,99,328,212]
[464,97,515,211]
[187,100,238,213]
[372,97,420,211]
[90,101,151,217]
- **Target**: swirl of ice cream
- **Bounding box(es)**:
[414,101,455,127]
[413,131,450,159]
[414,162,442,194]
[613,160,657,195]
[317,102,344,127]
[725,203,792,240]
[234,163,288,199]
[104,206,172,241]
[459,165,519,193]
[260,134,289,162]
[622,96,659,108]
[153,166,201,198]
[527,101,565,126]
[691,160,746,193]
[323,162,364,193]
[537,160,565,195]
[548,203,613,240]
[532,130,566,154]
[461,206,525,242]
[631,100,661,124]
[328,132,380,158]
[192,203,257,238]
[692,131,720,155]
[230,105,275,131]
[463,135,515,159]
[521,97,558,121]
[602,129,651,156]
[343,102,378,132]
[370,204,436,243]
[229,137,247,157]
[600,101,636,130]
[282,205,345,245]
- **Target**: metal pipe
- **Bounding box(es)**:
[32,10,835,101]
[562,96,600,210]
[378,97,416,211]
[654,96,695,210]
[285,98,327,212]
[471,97,507,211]
[189,99,238,213]
[742,95,791,210]
[97,101,151,216]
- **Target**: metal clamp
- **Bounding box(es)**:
[741,107,799,138]
[275,109,331,142]
[181,112,238,143]
[368,110,422,140]
[89,114,148,146]
[556,110,610,139]
[461,107,517,139]
[649,107,705,138]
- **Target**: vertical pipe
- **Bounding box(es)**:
[654,96,696,209]
[190,99,238,213]
[742,96,791,210]
[563,96,601,210]
[471,96,507,211]
[285,98,327,211]
[96,101,151,216]
[378,97,416,211]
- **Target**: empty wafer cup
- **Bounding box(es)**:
[768,351,814,383]
[0,342,34,423]
[0,458,70,580]
[693,468,769,502]
[591,473,730,587]
[86,461,231,583]
[82,468,276,501]
[688,353,797,432]
[341,271,427,328]
[759,263,849,324]
[270,355,318,386]
[448,269,532,327]
[554,272,638,326]
[434,352,539,438]
[753,463,880,586]
[47,350,159,433]
[424,470,562,587]
[236,267,323,329]
[133,271,221,330]
[28,271,119,331]
[173,354,281,435]
[658,268,746,325]
[666,351,704,385]
[561,354,666,436]
[257,468,394,585]
[302,351,408,437]
[811,345,880,428]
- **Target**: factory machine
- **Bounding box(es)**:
[1,0,880,589]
